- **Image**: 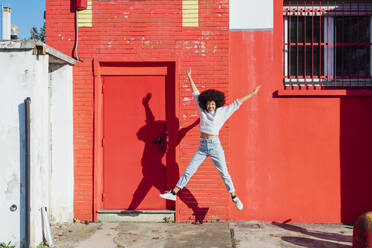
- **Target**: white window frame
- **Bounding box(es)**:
[283,4,372,87]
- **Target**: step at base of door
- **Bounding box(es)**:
[97,209,175,223]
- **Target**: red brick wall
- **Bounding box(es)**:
[46,0,231,221]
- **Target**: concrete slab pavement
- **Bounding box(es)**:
[52,221,353,248]
[230,221,353,248]
[76,223,119,248]
[113,222,232,248]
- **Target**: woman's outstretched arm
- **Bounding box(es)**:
[187,68,198,93]
[238,85,261,104]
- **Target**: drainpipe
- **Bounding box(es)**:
[73,10,81,61]
[24,97,31,248]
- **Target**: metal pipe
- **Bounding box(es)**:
[24,97,31,248]
[73,10,81,61]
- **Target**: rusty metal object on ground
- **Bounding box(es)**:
[353,212,372,248]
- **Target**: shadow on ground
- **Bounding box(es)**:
[273,221,352,248]
[282,237,351,248]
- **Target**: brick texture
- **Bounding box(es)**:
[46,0,231,222]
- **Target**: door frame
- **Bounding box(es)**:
[93,59,177,220]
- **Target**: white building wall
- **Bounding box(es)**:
[49,64,74,224]
[0,50,31,247]
[29,52,50,248]
[0,48,73,248]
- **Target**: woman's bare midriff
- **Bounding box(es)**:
[200,132,218,139]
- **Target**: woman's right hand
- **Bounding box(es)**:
[187,68,198,92]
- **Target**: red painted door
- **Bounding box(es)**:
[103,75,167,209]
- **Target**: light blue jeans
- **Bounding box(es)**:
[176,137,235,193]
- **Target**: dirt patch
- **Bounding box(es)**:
[51,222,102,248]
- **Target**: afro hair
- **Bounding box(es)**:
[198,89,225,111]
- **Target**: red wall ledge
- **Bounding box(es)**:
[273,89,372,98]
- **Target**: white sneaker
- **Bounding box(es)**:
[160,191,176,201]
[233,197,243,211]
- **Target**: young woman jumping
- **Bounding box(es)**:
[160,68,260,211]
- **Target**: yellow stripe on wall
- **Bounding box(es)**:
[183,0,198,27]
[77,0,92,28]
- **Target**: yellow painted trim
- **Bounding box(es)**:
[77,0,92,28]
[182,0,198,27]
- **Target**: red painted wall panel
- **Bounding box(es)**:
[229,1,341,223]
[229,0,372,224]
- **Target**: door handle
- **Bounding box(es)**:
[152,131,169,153]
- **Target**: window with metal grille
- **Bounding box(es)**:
[283,1,372,87]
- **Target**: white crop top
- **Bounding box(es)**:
[193,90,241,135]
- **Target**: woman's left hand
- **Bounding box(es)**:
[252,85,261,95]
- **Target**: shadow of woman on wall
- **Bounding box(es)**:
[128,93,208,222]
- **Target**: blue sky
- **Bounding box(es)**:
[2,0,45,39]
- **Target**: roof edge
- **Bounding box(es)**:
[0,40,76,65]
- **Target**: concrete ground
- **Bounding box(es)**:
[52,221,353,248]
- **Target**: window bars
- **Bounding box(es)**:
[283,1,372,87]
